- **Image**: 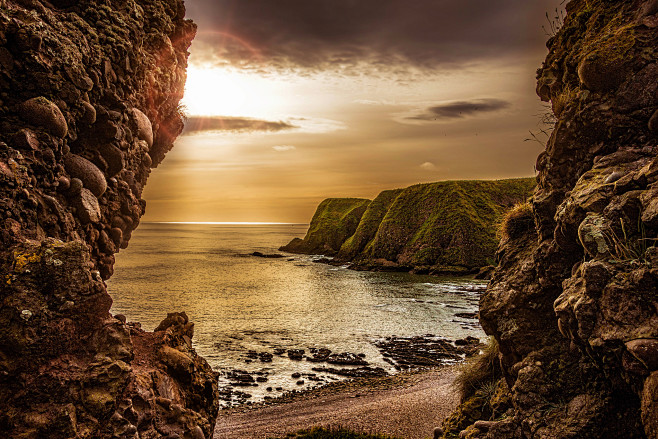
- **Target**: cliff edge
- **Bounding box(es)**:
[0,1,219,438]
[281,179,536,275]
[442,1,658,438]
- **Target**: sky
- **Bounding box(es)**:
[143,0,565,223]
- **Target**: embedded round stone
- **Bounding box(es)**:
[74,188,101,224]
[18,97,68,138]
[131,108,153,148]
[64,154,107,197]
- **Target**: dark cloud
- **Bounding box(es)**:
[406,99,511,121]
[183,116,297,134]
[185,0,561,72]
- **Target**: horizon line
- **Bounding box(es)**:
[145,221,308,225]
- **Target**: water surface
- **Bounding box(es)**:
[108,223,485,404]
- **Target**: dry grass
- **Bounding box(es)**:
[500,202,535,241]
[608,218,656,262]
[453,338,502,402]
[552,85,578,117]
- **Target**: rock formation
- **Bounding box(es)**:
[281,179,535,275]
[0,1,219,438]
[442,1,658,437]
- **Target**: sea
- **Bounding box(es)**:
[107,222,486,406]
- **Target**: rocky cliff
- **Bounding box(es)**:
[281,179,536,274]
[442,1,658,438]
[0,1,219,438]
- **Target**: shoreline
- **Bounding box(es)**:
[215,365,460,439]
[278,251,495,280]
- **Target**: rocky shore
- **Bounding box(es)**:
[215,334,482,407]
[0,1,219,437]
[214,366,461,439]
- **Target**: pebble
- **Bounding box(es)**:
[99,144,124,177]
[80,101,96,125]
[74,188,101,224]
[69,178,83,195]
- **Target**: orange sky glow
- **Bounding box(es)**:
[142,0,565,223]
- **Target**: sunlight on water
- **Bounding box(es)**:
[108,223,486,405]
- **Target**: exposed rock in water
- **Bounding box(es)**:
[251,251,284,258]
[443,1,658,438]
[0,1,219,438]
[375,335,481,370]
[280,179,535,274]
[310,366,388,378]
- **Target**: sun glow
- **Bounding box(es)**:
[182,66,291,118]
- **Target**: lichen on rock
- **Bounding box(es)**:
[0,1,219,438]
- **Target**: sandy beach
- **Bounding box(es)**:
[214,366,459,439]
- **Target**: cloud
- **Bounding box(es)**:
[420,162,436,170]
[405,99,511,122]
[287,117,348,133]
[273,145,296,152]
[354,99,398,106]
[183,116,297,134]
[185,0,560,73]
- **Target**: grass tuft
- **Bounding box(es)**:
[453,338,502,403]
[500,202,535,241]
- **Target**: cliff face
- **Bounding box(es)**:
[281,179,536,274]
[445,1,658,438]
[0,1,219,438]
[280,198,371,255]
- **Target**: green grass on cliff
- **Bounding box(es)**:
[281,198,371,255]
[284,426,402,439]
[283,178,536,270]
[355,178,536,269]
[338,189,403,261]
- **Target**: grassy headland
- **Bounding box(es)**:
[281,178,536,274]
